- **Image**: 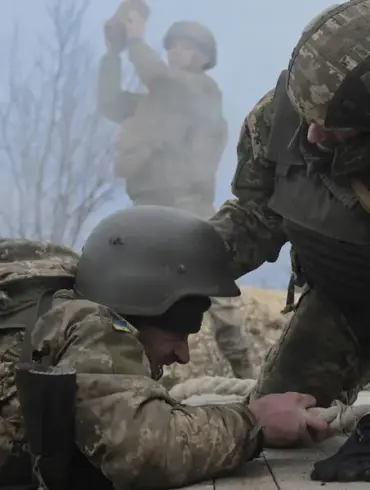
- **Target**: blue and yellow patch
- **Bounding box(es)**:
[112,319,131,333]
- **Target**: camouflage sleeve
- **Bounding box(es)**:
[209,89,287,279]
[98,53,144,123]
[34,299,262,489]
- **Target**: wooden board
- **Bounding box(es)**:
[179,391,370,490]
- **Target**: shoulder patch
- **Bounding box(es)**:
[112,319,131,333]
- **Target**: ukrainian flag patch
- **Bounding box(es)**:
[112,319,131,333]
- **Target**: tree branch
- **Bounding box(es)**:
[0,0,116,247]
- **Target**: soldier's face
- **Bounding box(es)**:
[167,39,204,70]
[139,327,191,372]
[307,123,358,152]
[137,296,209,376]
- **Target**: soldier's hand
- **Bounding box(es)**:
[248,392,329,448]
[103,1,148,54]
[122,10,146,39]
[104,19,126,55]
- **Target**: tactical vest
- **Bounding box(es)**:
[267,70,370,244]
[266,71,370,305]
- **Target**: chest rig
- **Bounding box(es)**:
[267,70,370,244]
[267,71,370,307]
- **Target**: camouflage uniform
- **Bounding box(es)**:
[210,0,370,408]
[0,208,262,488]
[161,287,288,389]
[98,12,252,378]
[0,239,78,480]
[27,291,259,488]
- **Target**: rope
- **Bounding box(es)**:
[169,376,370,436]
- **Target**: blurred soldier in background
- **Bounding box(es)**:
[97,0,252,378]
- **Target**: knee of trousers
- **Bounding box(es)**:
[252,288,363,407]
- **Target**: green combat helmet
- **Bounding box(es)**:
[286,0,370,130]
[75,206,239,316]
[163,21,217,70]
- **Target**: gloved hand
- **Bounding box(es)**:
[311,413,370,482]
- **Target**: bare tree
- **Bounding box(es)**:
[0,0,116,247]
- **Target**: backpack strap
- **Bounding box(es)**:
[281,273,296,314]
[19,289,56,364]
[281,246,307,314]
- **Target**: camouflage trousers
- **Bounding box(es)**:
[253,287,370,407]
[131,191,253,378]
[208,296,253,378]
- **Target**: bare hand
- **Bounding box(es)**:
[104,20,126,55]
[122,10,146,39]
[248,392,329,448]
[104,1,148,54]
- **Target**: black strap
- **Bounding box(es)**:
[0,441,34,488]
[281,274,296,314]
[20,290,55,363]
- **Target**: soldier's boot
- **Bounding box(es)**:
[251,288,366,408]
[208,295,254,379]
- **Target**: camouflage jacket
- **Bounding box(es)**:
[98,40,227,198]
[210,90,288,279]
[3,289,259,488]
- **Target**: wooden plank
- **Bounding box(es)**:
[215,455,277,490]
[179,481,214,490]
[264,440,337,489]
[265,436,370,489]
[180,391,370,490]
[263,392,370,488]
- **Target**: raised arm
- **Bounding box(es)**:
[97,52,143,124]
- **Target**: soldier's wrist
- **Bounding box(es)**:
[244,406,264,459]
[126,37,145,47]
[107,44,122,54]
[239,405,265,461]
